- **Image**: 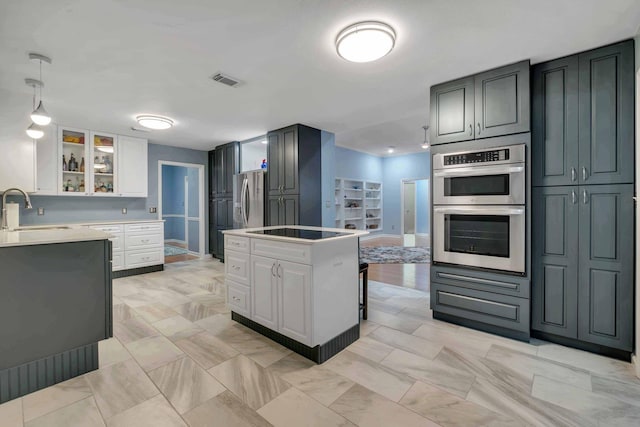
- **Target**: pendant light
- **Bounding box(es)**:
[25,78,45,139]
[421,125,430,149]
[28,53,52,125]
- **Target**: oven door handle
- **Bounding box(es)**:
[433,206,525,216]
[433,165,524,177]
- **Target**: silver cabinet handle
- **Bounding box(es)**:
[582,166,588,181]
[477,123,481,135]
[271,263,276,277]
[277,264,282,278]
[231,264,240,271]
[583,189,588,204]
[469,124,472,136]
[231,296,240,302]
[571,167,577,182]
[571,190,577,204]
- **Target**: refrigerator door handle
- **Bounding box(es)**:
[240,177,249,227]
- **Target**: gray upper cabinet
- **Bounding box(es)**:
[430,61,530,145]
[532,56,579,187]
[577,184,633,351]
[474,61,530,139]
[267,126,298,196]
[267,195,299,227]
[578,41,634,185]
[531,186,579,338]
[430,77,475,145]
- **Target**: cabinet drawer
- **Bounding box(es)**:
[227,281,250,317]
[125,233,163,250]
[125,248,163,268]
[89,224,124,234]
[112,252,124,271]
[110,234,124,251]
[225,250,250,285]
[431,266,529,299]
[431,282,529,333]
[125,222,163,234]
[225,235,249,253]
[251,239,310,264]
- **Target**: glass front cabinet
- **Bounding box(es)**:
[40,125,148,197]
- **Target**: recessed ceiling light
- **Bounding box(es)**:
[387,146,395,154]
[261,139,268,144]
[336,21,396,63]
[136,115,174,130]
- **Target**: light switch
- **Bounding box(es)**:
[37,208,45,216]
[122,208,127,214]
[149,207,157,213]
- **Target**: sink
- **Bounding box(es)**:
[14,226,71,231]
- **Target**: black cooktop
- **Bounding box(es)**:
[247,228,350,240]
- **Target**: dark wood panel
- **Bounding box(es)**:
[281,127,299,195]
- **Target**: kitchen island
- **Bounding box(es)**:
[0,226,112,403]
[223,226,367,363]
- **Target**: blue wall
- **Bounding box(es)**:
[335,147,383,182]
[321,131,336,226]
[335,146,430,236]
[12,142,209,251]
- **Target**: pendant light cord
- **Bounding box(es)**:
[38,60,42,102]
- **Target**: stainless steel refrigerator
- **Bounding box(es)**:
[233,170,265,228]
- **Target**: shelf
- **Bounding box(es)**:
[62,142,85,147]
[63,170,83,175]
[366,189,381,192]
[345,217,362,220]
[95,173,114,176]
[345,207,362,209]
[366,217,381,220]
[345,188,362,191]
[365,197,380,200]
[344,197,362,200]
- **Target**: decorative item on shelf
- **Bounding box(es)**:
[68,153,78,172]
[63,134,84,144]
[261,158,267,169]
[93,156,105,171]
[78,179,85,192]
[367,224,379,229]
[107,182,113,192]
[65,179,73,192]
[100,182,107,192]
[345,224,356,230]
[62,154,68,171]
[104,156,112,173]
[79,157,85,172]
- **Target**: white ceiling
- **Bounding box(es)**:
[1,0,639,156]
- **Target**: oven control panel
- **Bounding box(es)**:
[444,149,510,166]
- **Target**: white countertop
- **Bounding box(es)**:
[0,227,111,248]
[223,225,368,244]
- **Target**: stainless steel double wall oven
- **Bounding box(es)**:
[432,144,526,274]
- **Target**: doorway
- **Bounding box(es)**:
[401,178,430,247]
[158,161,206,263]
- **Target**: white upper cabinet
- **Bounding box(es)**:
[117,135,148,197]
[0,140,36,193]
[35,125,148,197]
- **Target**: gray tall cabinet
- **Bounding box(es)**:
[209,141,239,261]
[531,40,635,356]
[266,124,322,227]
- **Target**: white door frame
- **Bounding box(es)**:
[400,177,430,241]
[634,67,640,378]
[158,160,206,257]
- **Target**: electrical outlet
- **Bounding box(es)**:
[37,208,45,216]
[149,207,157,213]
[122,208,127,214]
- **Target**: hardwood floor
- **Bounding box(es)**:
[360,236,430,293]
[165,241,199,264]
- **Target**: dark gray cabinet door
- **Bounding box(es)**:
[578,41,634,185]
[266,195,299,226]
[281,127,299,195]
[214,147,225,197]
[474,60,530,139]
[222,142,238,198]
[577,184,633,351]
[267,132,282,196]
[532,56,579,187]
[531,187,579,338]
[430,77,475,145]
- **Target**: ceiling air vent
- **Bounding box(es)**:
[210,72,242,88]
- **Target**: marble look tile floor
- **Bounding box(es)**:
[2,257,640,426]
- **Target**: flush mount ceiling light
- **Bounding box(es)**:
[261,139,268,144]
[336,21,396,63]
[136,115,174,130]
[387,146,395,154]
[28,53,53,125]
[421,125,430,149]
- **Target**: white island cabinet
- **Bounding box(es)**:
[223,226,367,363]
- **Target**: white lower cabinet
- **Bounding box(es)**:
[250,254,312,345]
[227,281,250,317]
[88,221,163,271]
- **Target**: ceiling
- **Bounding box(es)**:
[1,0,639,157]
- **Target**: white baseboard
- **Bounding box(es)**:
[165,239,186,244]
[633,354,640,378]
[360,233,399,241]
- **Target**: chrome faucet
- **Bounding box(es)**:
[1,188,33,230]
